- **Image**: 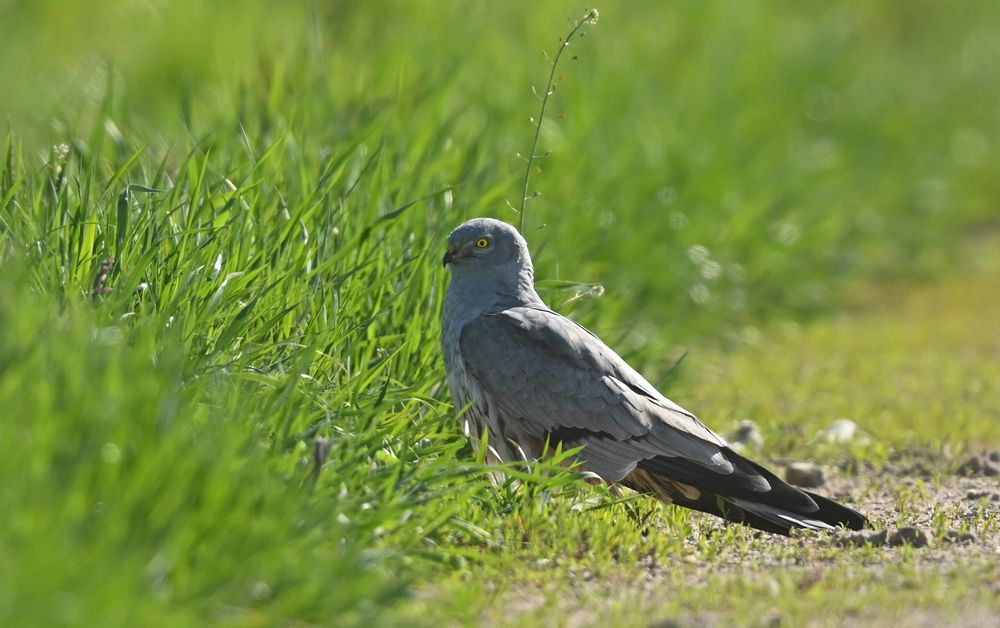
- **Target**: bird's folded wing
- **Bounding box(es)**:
[458,306,736,482]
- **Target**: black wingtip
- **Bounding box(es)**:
[802,489,868,531]
[634,448,868,534]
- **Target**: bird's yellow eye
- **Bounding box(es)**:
[475,237,490,249]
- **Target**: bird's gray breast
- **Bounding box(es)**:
[442,292,530,462]
[441,295,491,434]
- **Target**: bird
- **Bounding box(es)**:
[440,217,867,535]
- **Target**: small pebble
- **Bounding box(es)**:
[820,419,859,443]
[838,529,888,547]
[965,489,999,501]
[887,527,929,548]
[956,454,1000,477]
[785,462,825,488]
[726,420,764,452]
[942,529,977,544]
[838,527,935,549]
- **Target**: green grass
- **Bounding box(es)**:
[675,271,1000,462]
[404,271,1000,626]
[1,1,999,625]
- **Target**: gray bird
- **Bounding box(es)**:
[441,217,867,535]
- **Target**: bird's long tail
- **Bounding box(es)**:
[623,448,867,535]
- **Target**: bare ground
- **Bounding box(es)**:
[472,460,1000,628]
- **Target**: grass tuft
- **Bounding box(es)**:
[0,2,998,625]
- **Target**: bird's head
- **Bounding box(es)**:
[442,218,538,302]
[443,218,532,271]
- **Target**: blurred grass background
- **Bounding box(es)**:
[1,0,999,625]
[3,1,998,351]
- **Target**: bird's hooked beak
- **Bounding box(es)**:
[442,246,460,267]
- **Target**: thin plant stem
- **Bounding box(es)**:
[519,9,599,233]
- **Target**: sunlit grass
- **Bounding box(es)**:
[674,273,1000,463]
[1,1,999,625]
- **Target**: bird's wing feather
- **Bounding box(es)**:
[458,306,736,481]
